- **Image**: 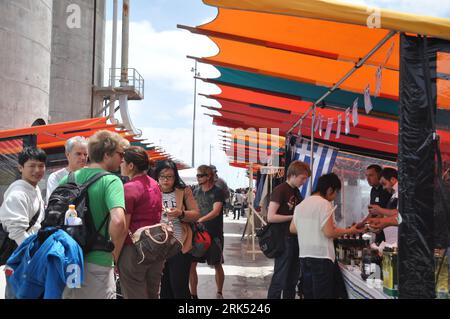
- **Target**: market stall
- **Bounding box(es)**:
[182,0,450,298]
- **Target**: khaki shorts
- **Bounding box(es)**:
[62,263,115,299]
[117,244,165,299]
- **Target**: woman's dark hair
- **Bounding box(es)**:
[18,147,47,166]
[123,146,149,172]
[314,173,341,197]
[381,167,398,181]
[155,160,186,189]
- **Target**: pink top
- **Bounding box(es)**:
[124,175,162,245]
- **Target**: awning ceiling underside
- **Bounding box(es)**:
[183,2,450,165]
[0,117,190,170]
[202,0,450,41]
[219,128,284,163]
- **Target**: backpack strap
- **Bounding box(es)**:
[82,171,114,240]
[26,202,41,232]
[68,171,76,183]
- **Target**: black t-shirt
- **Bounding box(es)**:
[194,185,225,238]
[270,182,302,238]
[370,185,392,245]
[370,185,392,208]
[270,182,302,216]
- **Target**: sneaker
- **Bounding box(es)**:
[216,292,224,299]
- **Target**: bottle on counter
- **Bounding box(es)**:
[361,248,372,281]
[382,247,398,297]
[435,251,449,299]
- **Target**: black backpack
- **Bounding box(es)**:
[39,171,114,253]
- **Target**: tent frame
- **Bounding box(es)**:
[287,30,397,191]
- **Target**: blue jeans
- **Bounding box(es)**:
[267,236,300,299]
[300,257,335,299]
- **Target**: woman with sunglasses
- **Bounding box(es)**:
[156,160,200,299]
[118,146,163,299]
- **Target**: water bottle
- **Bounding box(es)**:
[65,205,78,226]
[435,251,449,299]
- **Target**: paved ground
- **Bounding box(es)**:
[0,212,274,299]
[196,213,274,299]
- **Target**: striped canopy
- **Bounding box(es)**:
[0,117,190,170]
[180,0,450,166]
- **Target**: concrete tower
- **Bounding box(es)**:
[0,0,53,130]
[49,0,106,123]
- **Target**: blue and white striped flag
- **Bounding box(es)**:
[293,138,339,198]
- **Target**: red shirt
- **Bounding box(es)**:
[124,175,162,245]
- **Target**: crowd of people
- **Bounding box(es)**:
[0,130,410,299]
[267,160,402,299]
[0,131,231,299]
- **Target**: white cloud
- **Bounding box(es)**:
[102,17,251,188]
[140,115,248,190]
[104,20,219,93]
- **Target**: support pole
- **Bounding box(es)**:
[249,163,256,260]
[109,0,118,123]
[120,0,129,87]
[310,105,316,193]
[118,0,139,135]
[192,60,198,168]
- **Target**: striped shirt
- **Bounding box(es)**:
[161,191,183,242]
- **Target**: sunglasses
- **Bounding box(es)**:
[196,174,208,178]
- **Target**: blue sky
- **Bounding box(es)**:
[104,0,450,189]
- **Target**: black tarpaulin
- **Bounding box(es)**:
[398,34,450,299]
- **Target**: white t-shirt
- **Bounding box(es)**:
[294,195,335,262]
[0,180,45,245]
[46,167,69,203]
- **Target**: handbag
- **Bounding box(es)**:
[190,222,211,258]
[256,223,287,259]
[129,223,182,265]
[0,204,41,266]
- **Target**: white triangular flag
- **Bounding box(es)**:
[314,114,320,132]
[336,114,342,139]
[325,118,333,140]
[364,84,373,114]
[297,119,303,137]
[375,66,382,97]
[352,98,359,127]
[345,108,350,135]
[318,114,323,136]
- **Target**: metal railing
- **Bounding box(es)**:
[109,68,144,98]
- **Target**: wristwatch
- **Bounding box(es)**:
[179,210,185,220]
